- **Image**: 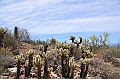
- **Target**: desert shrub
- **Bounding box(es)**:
[89,58,120,79]
[0,54,4,75]
[1,55,16,69]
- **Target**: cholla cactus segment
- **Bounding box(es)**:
[0,27,7,36]
[16,54,24,62]
[39,44,44,51]
[39,51,43,57]
[48,67,53,73]
[80,58,90,65]
[43,51,50,60]
[69,57,75,68]
[33,55,43,67]
[79,36,82,42]
[61,42,68,49]
[69,35,75,41]
[26,49,34,56]
[60,48,69,57]
[50,37,56,44]
[56,42,61,49]
[25,60,29,67]
[86,50,93,58]
[69,43,75,49]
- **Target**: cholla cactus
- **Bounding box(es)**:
[26,49,34,76]
[61,42,69,49]
[33,55,43,79]
[69,57,75,79]
[50,37,56,49]
[24,60,29,77]
[69,35,75,43]
[16,54,24,79]
[60,48,69,77]
[79,58,90,79]
[85,49,93,58]
[74,36,82,48]
[70,36,82,48]
[68,43,75,57]
[79,45,93,79]
[39,44,44,52]
[56,42,61,49]
[48,67,53,77]
[103,32,109,46]
[43,51,50,79]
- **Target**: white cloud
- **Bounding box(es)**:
[0,0,120,36]
[28,16,120,35]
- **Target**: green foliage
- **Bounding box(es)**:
[0,27,7,48]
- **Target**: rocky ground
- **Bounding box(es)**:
[0,42,120,79]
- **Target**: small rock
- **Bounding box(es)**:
[51,72,57,78]
[8,67,17,77]
[2,73,9,76]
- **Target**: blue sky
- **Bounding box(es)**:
[0,0,120,43]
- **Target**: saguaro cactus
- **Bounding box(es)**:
[33,55,43,79]
[14,26,18,39]
[16,54,24,79]
[26,49,34,76]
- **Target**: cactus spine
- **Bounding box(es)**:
[33,55,43,79]
[16,54,24,79]
[26,49,34,76]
